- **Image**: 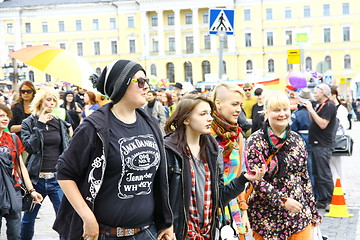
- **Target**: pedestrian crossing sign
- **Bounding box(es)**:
[209,9,235,35]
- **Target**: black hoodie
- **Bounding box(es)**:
[53,103,172,240]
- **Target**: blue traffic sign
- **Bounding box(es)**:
[209,9,235,35]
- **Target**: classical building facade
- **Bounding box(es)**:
[1,0,359,92]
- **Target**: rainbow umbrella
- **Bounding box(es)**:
[9,45,96,90]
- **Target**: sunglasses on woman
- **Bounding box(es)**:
[21,90,33,94]
[130,77,149,88]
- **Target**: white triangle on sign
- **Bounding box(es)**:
[210,10,233,32]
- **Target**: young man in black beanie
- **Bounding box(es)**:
[54,59,174,240]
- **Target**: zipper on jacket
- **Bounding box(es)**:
[181,153,188,239]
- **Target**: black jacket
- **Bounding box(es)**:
[53,103,173,240]
[165,133,248,240]
[21,114,71,185]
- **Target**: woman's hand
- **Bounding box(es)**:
[283,198,303,213]
[38,108,53,124]
[244,164,266,181]
[30,191,43,203]
[82,212,99,240]
[241,210,251,236]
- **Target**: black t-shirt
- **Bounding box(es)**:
[309,100,337,147]
[38,118,62,172]
[251,103,264,133]
[94,111,160,228]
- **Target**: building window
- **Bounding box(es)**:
[244,9,251,21]
[323,4,330,16]
[268,59,274,72]
[150,64,157,76]
[343,27,350,42]
[266,8,273,20]
[128,16,135,28]
[185,12,193,24]
[42,22,48,33]
[77,43,83,56]
[93,19,99,30]
[166,62,175,82]
[344,55,351,69]
[111,41,118,55]
[168,14,174,25]
[45,74,52,82]
[110,18,116,29]
[184,61,193,83]
[202,61,211,81]
[58,21,65,32]
[304,5,310,17]
[151,15,158,26]
[129,39,136,53]
[59,43,66,49]
[246,60,253,73]
[306,57,312,70]
[8,45,14,53]
[325,56,332,70]
[284,7,292,19]
[28,71,34,82]
[152,39,159,53]
[324,28,331,43]
[342,3,349,15]
[169,37,175,52]
[204,35,211,50]
[7,23,13,34]
[245,33,252,47]
[203,11,208,23]
[25,23,31,33]
[94,42,100,55]
[267,32,274,46]
[223,60,227,74]
[285,30,292,45]
[75,20,82,31]
[186,36,194,54]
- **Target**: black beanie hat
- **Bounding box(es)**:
[96,60,146,103]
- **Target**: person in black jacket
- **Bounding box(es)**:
[54,59,174,240]
[164,94,265,240]
[20,88,71,240]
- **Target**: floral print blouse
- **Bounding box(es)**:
[245,128,321,239]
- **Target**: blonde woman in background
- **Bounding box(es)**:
[20,88,71,240]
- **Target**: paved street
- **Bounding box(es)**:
[2,122,360,240]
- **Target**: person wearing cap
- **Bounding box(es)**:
[302,83,337,210]
[290,88,316,196]
[251,88,265,133]
[53,60,174,240]
[173,82,183,95]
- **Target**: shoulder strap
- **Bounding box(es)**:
[12,133,25,184]
[244,141,286,200]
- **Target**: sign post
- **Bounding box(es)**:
[209,9,235,81]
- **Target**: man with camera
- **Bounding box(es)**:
[303,83,337,210]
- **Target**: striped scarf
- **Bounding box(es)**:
[211,110,241,157]
[186,147,213,240]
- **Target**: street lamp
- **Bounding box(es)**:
[2,59,27,89]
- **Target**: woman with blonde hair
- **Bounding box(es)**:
[20,88,71,240]
[210,83,250,239]
[245,91,321,239]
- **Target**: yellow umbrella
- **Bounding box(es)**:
[9,45,96,91]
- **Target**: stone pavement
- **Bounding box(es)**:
[2,122,360,240]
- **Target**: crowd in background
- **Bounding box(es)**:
[0,62,359,240]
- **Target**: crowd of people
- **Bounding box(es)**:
[0,58,357,240]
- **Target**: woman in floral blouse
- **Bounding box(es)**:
[245,91,321,240]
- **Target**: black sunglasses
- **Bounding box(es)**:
[243,88,252,92]
[130,77,150,88]
[21,90,33,94]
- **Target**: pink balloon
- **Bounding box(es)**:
[289,71,307,89]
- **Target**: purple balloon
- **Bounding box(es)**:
[289,71,307,89]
